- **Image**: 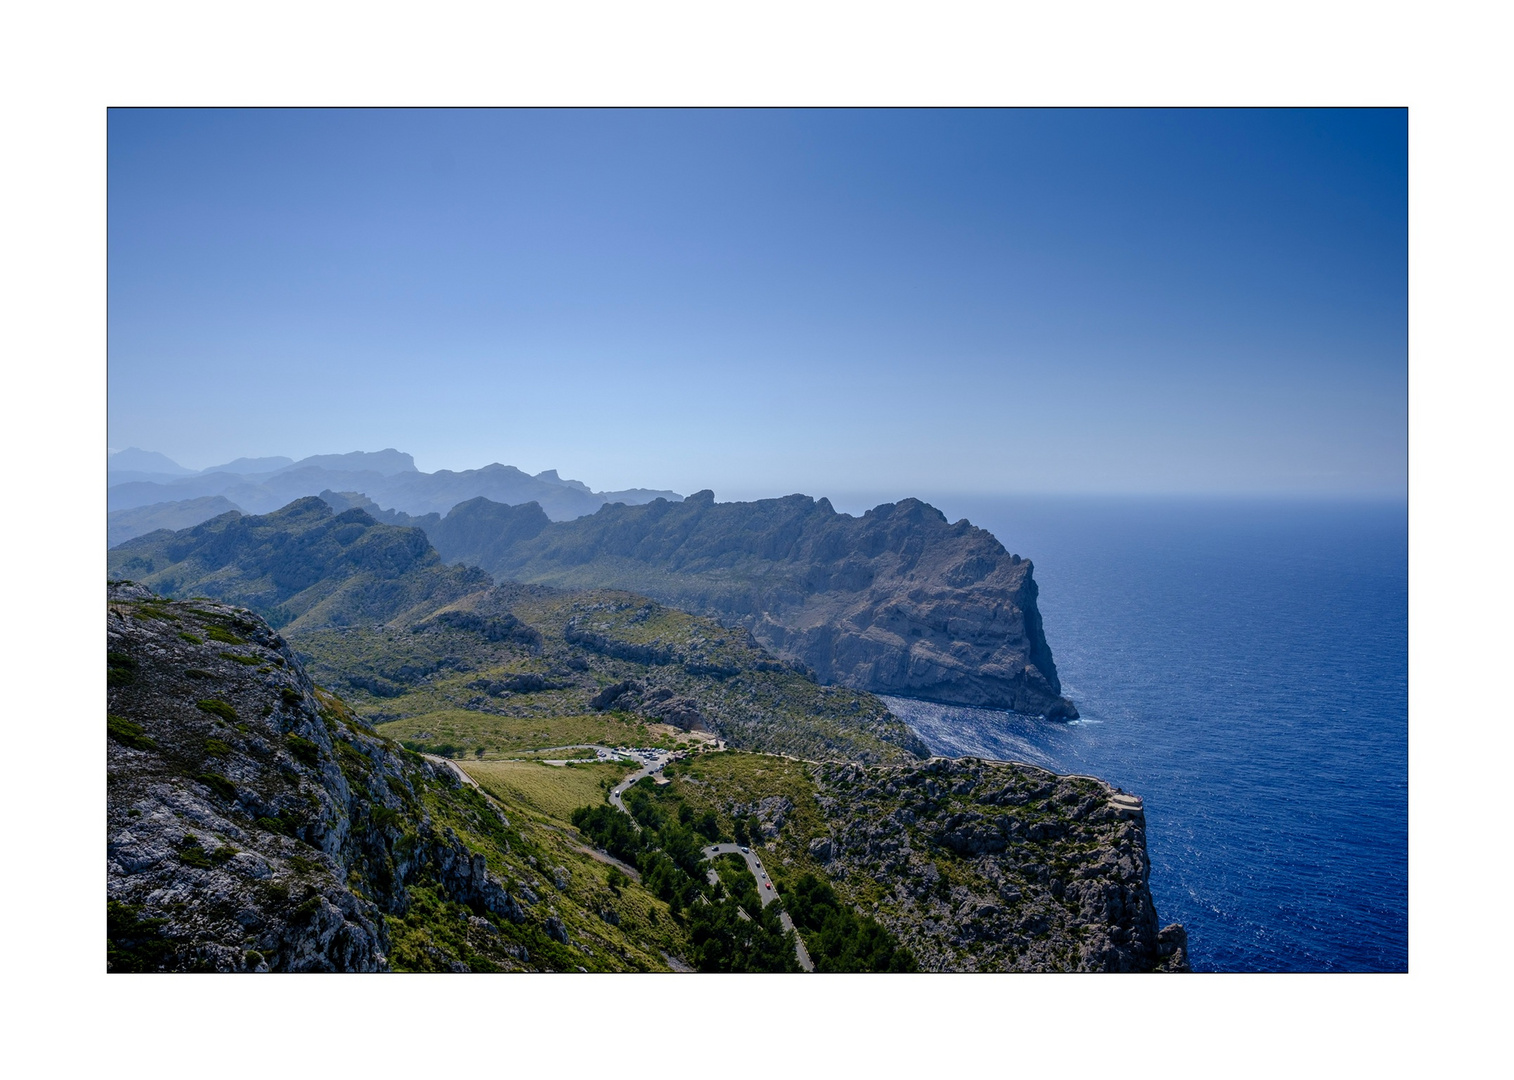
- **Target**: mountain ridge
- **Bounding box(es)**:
[107,448,683,523]
[111,491,1077,718]
[423,491,1078,718]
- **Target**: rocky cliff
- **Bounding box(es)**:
[657,751,1188,972]
[434,491,1078,718]
[106,582,703,972]
[106,580,1185,974]
[109,493,1077,719]
[106,497,493,631]
[805,757,1188,972]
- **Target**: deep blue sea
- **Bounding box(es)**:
[866,495,1407,973]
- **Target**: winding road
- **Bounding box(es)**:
[703,843,815,972]
[448,740,814,970]
[607,755,814,971]
[608,751,675,816]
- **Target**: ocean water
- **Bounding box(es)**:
[874,495,1408,973]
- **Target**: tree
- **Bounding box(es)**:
[694,809,721,841]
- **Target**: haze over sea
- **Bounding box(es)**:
[860,495,1408,973]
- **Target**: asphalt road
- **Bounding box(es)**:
[703,843,815,972]
[602,756,815,971]
[608,751,674,818]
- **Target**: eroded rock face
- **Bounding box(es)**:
[106,582,534,972]
[465,493,1079,718]
[588,678,709,731]
[810,757,1188,972]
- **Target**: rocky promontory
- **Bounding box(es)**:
[657,750,1188,972]
[806,757,1188,972]
[428,491,1080,719]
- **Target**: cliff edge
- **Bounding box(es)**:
[447,491,1079,718]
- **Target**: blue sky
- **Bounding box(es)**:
[108,108,1406,499]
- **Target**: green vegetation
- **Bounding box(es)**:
[570,778,797,972]
[711,853,759,906]
[177,835,236,869]
[195,699,237,723]
[284,733,321,767]
[782,872,916,972]
[107,584,967,973]
[107,651,138,687]
[131,601,180,623]
[106,497,493,635]
[111,503,925,763]
[196,772,237,800]
[377,709,680,760]
[119,589,720,971]
[107,713,158,752]
[106,901,174,972]
[178,631,203,645]
[684,890,801,973]
[464,760,634,825]
[664,751,826,844]
[253,810,305,838]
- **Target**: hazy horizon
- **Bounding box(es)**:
[108,442,1408,521]
[109,109,1407,500]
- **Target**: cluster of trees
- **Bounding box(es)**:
[571,779,797,971]
[685,889,801,973]
[781,873,918,972]
[571,781,709,914]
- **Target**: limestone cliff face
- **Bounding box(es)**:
[107,582,556,973]
[458,492,1079,718]
[807,757,1189,972]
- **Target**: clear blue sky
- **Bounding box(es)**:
[108,108,1406,500]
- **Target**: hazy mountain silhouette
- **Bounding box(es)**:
[106,448,683,522]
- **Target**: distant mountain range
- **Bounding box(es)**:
[106,496,243,548]
[414,491,1077,718]
[106,447,683,543]
[109,489,1077,719]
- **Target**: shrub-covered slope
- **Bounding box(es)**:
[300,584,929,765]
[106,582,703,972]
[105,581,1187,974]
[106,499,927,763]
[658,752,1189,972]
[106,497,492,631]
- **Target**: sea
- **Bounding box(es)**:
[860,494,1407,973]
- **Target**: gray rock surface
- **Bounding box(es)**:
[106,583,555,972]
[457,492,1079,718]
[809,757,1188,972]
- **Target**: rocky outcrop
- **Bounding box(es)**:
[590,678,708,730]
[106,582,554,972]
[107,491,1077,719]
[105,497,493,631]
[434,492,1078,718]
[808,757,1188,972]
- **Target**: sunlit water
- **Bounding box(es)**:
[872,495,1407,973]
